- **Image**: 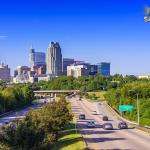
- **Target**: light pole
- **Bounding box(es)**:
[136,93,140,125]
[129,90,140,125]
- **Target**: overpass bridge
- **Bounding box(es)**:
[33,90,80,98]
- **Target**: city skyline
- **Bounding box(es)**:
[0,0,150,75]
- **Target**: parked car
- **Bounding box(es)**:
[91,111,97,115]
[103,123,113,130]
[87,121,96,128]
[79,114,85,120]
[118,122,128,129]
[102,116,108,121]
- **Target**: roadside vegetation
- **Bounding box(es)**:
[35,75,150,126]
[36,74,138,91]
[104,81,150,126]
[87,91,106,101]
[52,123,86,150]
[0,96,73,150]
[0,81,34,114]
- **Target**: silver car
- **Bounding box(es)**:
[103,123,113,130]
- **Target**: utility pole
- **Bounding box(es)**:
[137,93,140,125]
[128,90,140,125]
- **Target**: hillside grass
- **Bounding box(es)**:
[52,123,87,150]
[87,91,106,101]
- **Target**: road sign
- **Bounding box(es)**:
[119,105,134,112]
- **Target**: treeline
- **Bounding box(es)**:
[0,81,34,114]
[37,74,138,91]
[104,81,150,126]
[0,96,72,150]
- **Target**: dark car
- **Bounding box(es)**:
[118,122,128,129]
[79,98,82,101]
[87,121,96,128]
[4,121,9,125]
[79,114,85,120]
[102,116,108,121]
[103,123,113,130]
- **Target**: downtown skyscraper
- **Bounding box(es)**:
[29,46,46,69]
[46,42,62,76]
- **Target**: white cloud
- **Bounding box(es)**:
[0,35,8,40]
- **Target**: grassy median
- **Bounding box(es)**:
[52,123,87,150]
[87,91,106,101]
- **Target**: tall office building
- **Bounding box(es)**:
[97,62,110,76]
[46,42,62,76]
[63,58,74,75]
[29,46,46,69]
[0,63,10,81]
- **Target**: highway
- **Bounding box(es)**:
[70,97,150,150]
[0,101,46,126]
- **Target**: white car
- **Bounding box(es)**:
[87,121,96,128]
[144,16,150,22]
[91,111,97,115]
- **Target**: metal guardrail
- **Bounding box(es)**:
[104,101,150,133]
[104,101,138,125]
[144,126,150,129]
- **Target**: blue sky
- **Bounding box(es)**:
[0,0,150,75]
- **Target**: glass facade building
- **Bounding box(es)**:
[29,48,46,68]
[63,58,74,75]
[97,62,110,76]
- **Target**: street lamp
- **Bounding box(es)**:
[128,90,140,125]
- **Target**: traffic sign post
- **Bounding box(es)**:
[73,117,77,134]
[119,105,134,112]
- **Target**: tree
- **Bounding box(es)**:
[0,97,72,150]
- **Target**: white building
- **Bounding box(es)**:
[67,65,89,78]
[138,75,150,79]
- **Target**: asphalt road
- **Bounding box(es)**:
[0,101,46,126]
[70,97,150,150]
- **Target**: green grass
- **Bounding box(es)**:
[33,99,42,103]
[87,91,106,101]
[52,123,87,150]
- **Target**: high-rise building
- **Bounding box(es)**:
[63,58,74,75]
[14,66,30,76]
[46,42,62,76]
[89,65,98,75]
[0,63,10,82]
[29,47,46,69]
[97,62,110,76]
[32,65,46,75]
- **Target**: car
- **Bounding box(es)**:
[144,16,150,22]
[79,98,82,101]
[118,122,128,129]
[4,121,9,125]
[102,116,108,121]
[103,123,113,130]
[87,121,96,128]
[91,111,97,115]
[79,114,85,120]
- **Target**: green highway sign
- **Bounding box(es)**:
[119,105,134,112]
